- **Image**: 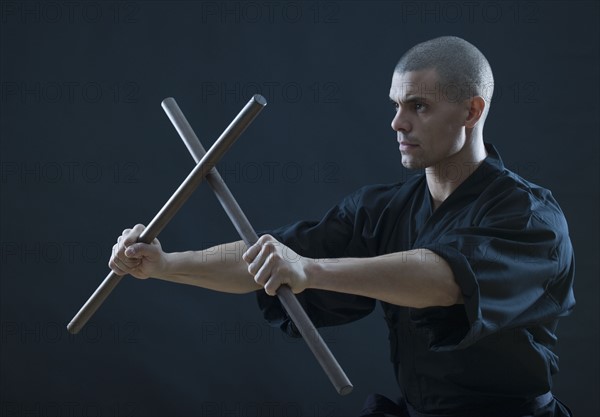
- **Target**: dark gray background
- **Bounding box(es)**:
[1,1,598,416]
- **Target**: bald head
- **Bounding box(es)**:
[395,36,494,120]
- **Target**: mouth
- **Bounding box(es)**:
[398,140,420,152]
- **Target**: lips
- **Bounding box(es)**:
[398,140,419,152]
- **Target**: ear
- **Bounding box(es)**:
[465,96,486,129]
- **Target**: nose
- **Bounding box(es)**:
[391,108,411,133]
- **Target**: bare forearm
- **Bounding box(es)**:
[155,240,262,294]
[306,249,463,308]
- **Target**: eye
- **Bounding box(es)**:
[415,102,427,112]
[390,100,399,111]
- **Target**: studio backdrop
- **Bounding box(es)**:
[1,1,598,416]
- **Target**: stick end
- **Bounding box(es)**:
[338,384,353,396]
[66,321,81,334]
[252,94,267,106]
[161,97,176,108]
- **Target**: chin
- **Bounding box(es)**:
[401,157,425,170]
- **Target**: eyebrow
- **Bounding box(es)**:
[389,95,430,104]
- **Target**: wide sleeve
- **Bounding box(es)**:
[420,187,576,351]
[256,189,377,337]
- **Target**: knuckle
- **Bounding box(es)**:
[264,242,275,253]
[258,234,271,244]
[265,281,277,296]
[267,253,280,265]
[109,260,118,271]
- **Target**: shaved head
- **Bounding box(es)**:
[395,36,494,120]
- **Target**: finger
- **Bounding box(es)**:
[254,251,279,287]
[113,243,139,265]
[264,276,283,296]
[258,234,274,243]
[115,244,142,264]
[111,242,119,258]
[109,258,128,276]
[120,228,131,242]
[243,234,276,262]
[242,241,262,263]
[123,224,145,247]
[247,242,276,276]
[132,223,146,234]
[124,242,156,259]
[114,256,141,270]
[115,236,124,255]
[260,254,287,296]
[116,246,142,263]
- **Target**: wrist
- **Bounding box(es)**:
[156,251,177,280]
[304,258,324,290]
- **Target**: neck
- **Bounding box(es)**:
[426,137,487,211]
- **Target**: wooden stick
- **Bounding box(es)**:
[161,97,353,395]
[67,95,267,335]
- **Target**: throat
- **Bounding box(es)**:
[425,148,488,210]
[426,179,455,212]
[431,196,443,212]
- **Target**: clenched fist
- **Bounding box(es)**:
[242,234,312,296]
[108,224,167,279]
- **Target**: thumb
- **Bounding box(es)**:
[125,243,157,259]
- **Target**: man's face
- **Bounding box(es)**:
[389,68,470,170]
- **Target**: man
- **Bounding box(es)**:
[109,36,575,416]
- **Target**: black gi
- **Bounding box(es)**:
[257,143,575,416]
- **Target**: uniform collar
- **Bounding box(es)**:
[426,142,506,211]
[481,142,505,173]
[456,142,505,189]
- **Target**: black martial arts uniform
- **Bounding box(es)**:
[257,143,575,416]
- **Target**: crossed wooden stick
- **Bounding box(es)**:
[67,95,353,395]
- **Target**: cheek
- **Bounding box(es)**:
[442,114,466,141]
[445,125,464,147]
[441,112,463,133]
